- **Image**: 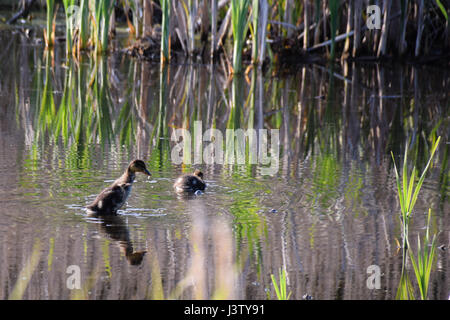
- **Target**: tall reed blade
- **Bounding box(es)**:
[45,0,55,47]
[62,0,77,56]
[78,0,89,51]
[328,0,339,60]
[231,0,250,73]
[251,0,259,65]
[392,136,441,300]
[161,0,171,63]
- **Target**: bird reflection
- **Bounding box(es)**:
[91,214,147,266]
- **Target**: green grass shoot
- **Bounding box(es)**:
[391,136,441,249]
[270,268,291,300]
[409,209,437,300]
[392,136,441,300]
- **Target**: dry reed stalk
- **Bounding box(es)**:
[215,6,231,52]
[415,0,425,57]
[303,0,310,50]
[343,1,353,58]
[377,0,392,57]
[352,0,361,57]
[211,0,218,58]
[143,0,153,37]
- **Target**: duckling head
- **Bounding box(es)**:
[194,169,204,180]
[128,159,151,176]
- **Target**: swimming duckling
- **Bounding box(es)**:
[87,160,151,215]
[173,169,206,193]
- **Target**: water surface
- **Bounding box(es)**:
[0,28,449,300]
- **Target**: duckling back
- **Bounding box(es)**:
[87,183,130,215]
[173,170,206,193]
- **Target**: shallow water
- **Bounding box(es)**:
[0,27,449,300]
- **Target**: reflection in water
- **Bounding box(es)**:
[95,215,147,266]
[0,29,448,299]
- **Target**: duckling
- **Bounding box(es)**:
[87,159,151,215]
[173,169,206,193]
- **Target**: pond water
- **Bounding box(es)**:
[0,27,448,300]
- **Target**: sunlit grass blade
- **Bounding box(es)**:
[402,142,408,212]
[45,0,55,47]
[270,268,291,300]
[391,151,406,216]
[393,137,441,300]
[435,0,448,20]
[409,136,441,213]
[408,209,437,300]
[251,0,259,65]
[395,270,415,300]
[62,0,75,55]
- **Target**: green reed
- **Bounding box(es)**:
[59,0,114,55]
[32,49,143,151]
[329,0,339,60]
[93,0,114,54]
[160,0,170,63]
[231,0,250,73]
[270,268,291,300]
[409,209,437,300]
[78,0,89,51]
[250,0,259,65]
[62,0,76,55]
[150,63,171,168]
[396,209,437,300]
[38,52,56,137]
[392,136,441,299]
[91,58,113,142]
[45,0,55,47]
[54,61,75,145]
[28,0,450,63]
[391,136,441,251]
[225,75,244,164]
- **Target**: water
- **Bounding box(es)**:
[0,27,449,300]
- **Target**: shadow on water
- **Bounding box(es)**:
[0,28,449,299]
[91,214,147,266]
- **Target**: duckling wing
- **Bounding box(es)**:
[88,185,126,213]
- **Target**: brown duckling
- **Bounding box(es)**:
[87,160,151,215]
[173,169,206,193]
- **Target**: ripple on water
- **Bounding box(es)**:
[118,207,168,218]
